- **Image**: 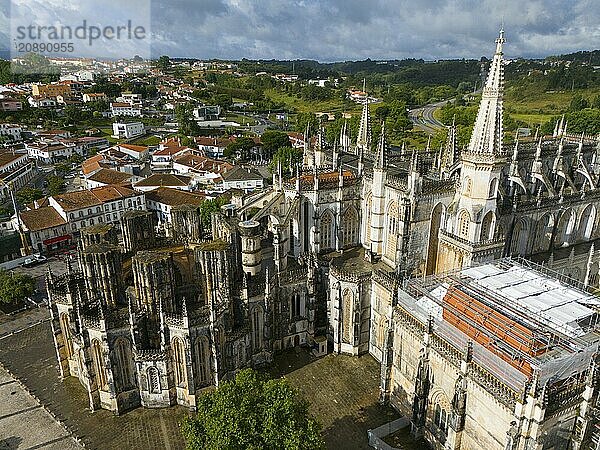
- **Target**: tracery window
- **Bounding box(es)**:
[60,313,73,358]
[320,211,334,250]
[91,339,107,391]
[194,336,211,387]
[342,289,353,344]
[172,337,187,388]
[342,207,359,246]
[385,202,399,260]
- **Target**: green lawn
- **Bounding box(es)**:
[505,85,600,115]
[264,88,359,114]
[510,113,555,126]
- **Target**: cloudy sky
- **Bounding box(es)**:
[2,0,600,61]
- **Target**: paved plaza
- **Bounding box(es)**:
[269,349,400,449]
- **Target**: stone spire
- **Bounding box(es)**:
[314,121,326,167]
[374,121,386,170]
[466,29,505,155]
[356,83,371,153]
[339,120,350,154]
[303,121,313,166]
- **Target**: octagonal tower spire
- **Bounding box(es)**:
[466,29,505,155]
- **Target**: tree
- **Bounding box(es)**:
[175,102,200,136]
[569,93,589,112]
[47,175,65,196]
[16,187,43,205]
[225,137,256,160]
[181,369,324,450]
[156,55,171,71]
[54,162,71,177]
[0,269,35,305]
[269,146,303,174]
[198,197,228,229]
[261,130,291,158]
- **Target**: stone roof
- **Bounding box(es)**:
[20,206,66,231]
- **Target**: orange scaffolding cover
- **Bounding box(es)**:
[442,285,545,377]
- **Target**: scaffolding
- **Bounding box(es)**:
[402,258,599,385]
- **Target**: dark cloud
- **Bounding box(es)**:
[2,0,599,60]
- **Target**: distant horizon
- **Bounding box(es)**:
[3,47,600,65]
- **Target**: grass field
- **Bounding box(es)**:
[264,88,359,114]
[505,85,600,115]
[510,113,555,126]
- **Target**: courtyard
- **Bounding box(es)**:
[0,310,399,449]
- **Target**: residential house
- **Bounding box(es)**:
[111,143,149,160]
[0,124,23,141]
[172,152,233,186]
[31,83,71,98]
[193,105,221,121]
[85,168,135,189]
[82,93,108,103]
[19,206,70,253]
[26,140,85,164]
[112,122,145,139]
[220,166,264,193]
[110,102,142,117]
[150,138,190,172]
[0,98,23,112]
[145,186,205,225]
[49,185,146,234]
[28,97,57,108]
[0,150,35,200]
[195,136,232,158]
[134,173,193,192]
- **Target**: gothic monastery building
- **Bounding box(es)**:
[47,31,600,449]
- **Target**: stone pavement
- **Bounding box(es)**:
[0,322,188,450]
[269,348,401,449]
[0,365,82,450]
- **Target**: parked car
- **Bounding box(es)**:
[21,254,48,268]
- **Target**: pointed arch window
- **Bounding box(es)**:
[91,339,107,391]
[462,177,472,196]
[480,211,494,242]
[458,211,470,239]
[320,211,334,250]
[342,289,353,344]
[342,207,359,246]
[365,194,372,244]
[252,307,264,350]
[172,338,187,388]
[59,313,73,358]
[114,338,134,391]
[489,178,498,198]
[385,202,399,261]
[377,316,387,349]
[194,336,211,387]
[580,205,596,240]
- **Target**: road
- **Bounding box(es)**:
[408,100,449,134]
